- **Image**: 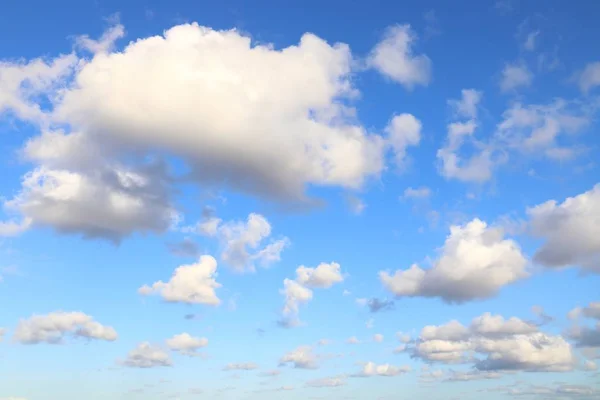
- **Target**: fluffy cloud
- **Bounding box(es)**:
[353,362,410,377]
[185,212,289,272]
[2,167,176,242]
[138,255,221,305]
[365,298,395,313]
[13,311,117,344]
[165,333,208,356]
[223,362,259,371]
[528,184,600,273]
[500,62,533,92]
[279,262,344,325]
[577,61,600,93]
[437,89,495,182]
[409,313,575,372]
[121,342,172,368]
[279,345,319,369]
[385,113,422,167]
[367,24,431,89]
[380,219,528,303]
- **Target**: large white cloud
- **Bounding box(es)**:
[367,25,431,89]
[138,255,221,305]
[1,22,428,241]
[379,218,528,303]
[13,311,117,344]
[527,184,600,273]
[121,342,172,368]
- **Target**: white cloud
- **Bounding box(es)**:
[373,334,384,343]
[296,262,343,288]
[2,167,177,242]
[223,362,259,371]
[385,113,422,167]
[0,219,31,237]
[13,311,117,344]
[75,21,125,54]
[577,61,600,94]
[368,24,431,89]
[279,262,344,324]
[437,89,495,182]
[353,361,410,377]
[410,313,575,372]
[448,89,482,119]
[166,333,208,356]
[279,345,318,369]
[138,255,221,305]
[380,218,528,303]
[121,342,172,368]
[528,184,600,273]
[500,62,533,92]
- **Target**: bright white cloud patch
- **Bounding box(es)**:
[138,255,221,305]
[13,311,117,344]
[437,89,495,182]
[528,184,600,273]
[279,262,344,325]
[279,345,319,369]
[166,333,208,356]
[380,218,528,303]
[385,113,422,167]
[353,362,410,377]
[368,24,431,89]
[410,313,575,372]
[121,342,172,368]
[500,62,533,92]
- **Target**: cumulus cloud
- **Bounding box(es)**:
[13,311,117,344]
[138,255,221,305]
[500,62,533,92]
[1,22,402,242]
[448,89,482,120]
[366,298,395,313]
[409,312,575,373]
[279,345,319,369]
[385,113,422,167]
[380,218,528,303]
[121,342,172,368]
[353,362,410,377]
[368,24,431,89]
[165,333,208,356]
[279,262,344,325]
[527,184,600,273]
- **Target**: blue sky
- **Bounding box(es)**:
[1,0,599,399]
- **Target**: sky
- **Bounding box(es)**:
[0,0,599,399]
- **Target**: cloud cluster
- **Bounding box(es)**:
[186,212,289,273]
[280,262,344,325]
[380,218,528,303]
[121,342,172,368]
[279,345,319,369]
[138,255,221,305]
[406,312,576,372]
[165,333,208,356]
[13,311,117,344]
[353,361,410,377]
